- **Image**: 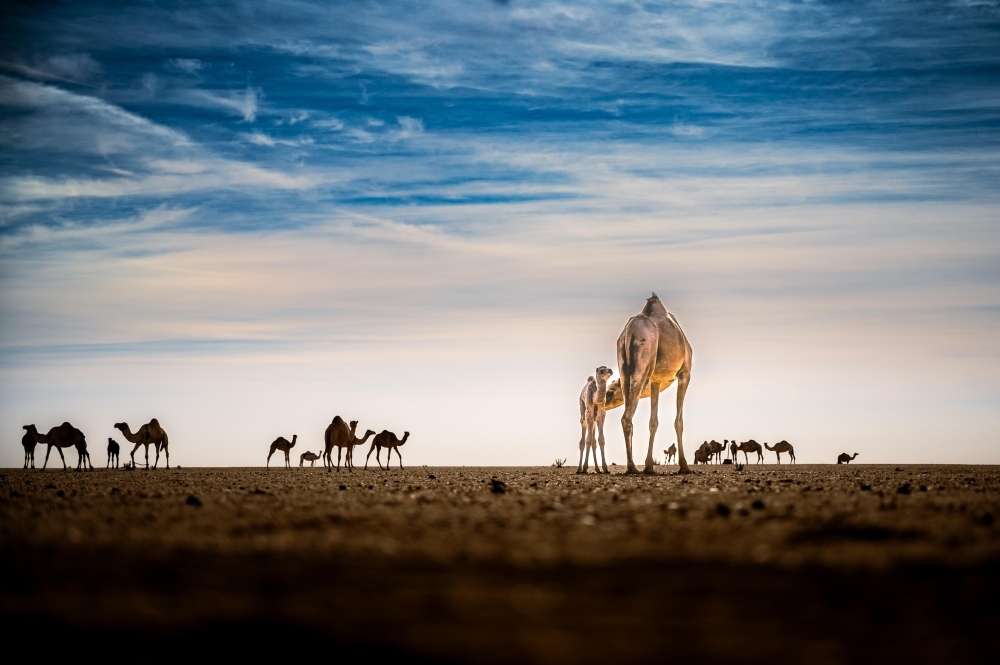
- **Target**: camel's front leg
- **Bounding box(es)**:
[267,444,277,467]
[576,416,588,474]
[364,443,377,470]
[337,447,343,472]
[674,369,691,474]
[396,448,404,470]
[596,409,609,473]
[56,446,67,470]
[584,415,598,473]
[641,381,660,474]
[42,444,53,470]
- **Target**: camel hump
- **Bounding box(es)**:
[332,415,344,424]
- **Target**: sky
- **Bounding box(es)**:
[1,0,998,468]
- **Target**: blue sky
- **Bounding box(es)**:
[1,1,998,466]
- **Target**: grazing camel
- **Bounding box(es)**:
[21,430,37,469]
[114,420,170,470]
[578,366,614,474]
[299,451,321,467]
[342,429,376,471]
[614,294,693,474]
[23,423,92,471]
[838,452,859,464]
[267,434,297,468]
[664,444,677,464]
[323,416,354,469]
[365,430,410,470]
[765,440,795,464]
[736,440,764,465]
[107,438,120,469]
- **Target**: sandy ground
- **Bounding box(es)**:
[2,463,999,663]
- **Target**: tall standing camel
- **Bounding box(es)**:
[343,429,376,471]
[615,294,693,474]
[838,452,859,464]
[21,429,37,469]
[765,440,795,464]
[107,438,120,468]
[729,440,738,464]
[664,444,676,464]
[578,366,614,474]
[267,434,297,468]
[736,440,764,465]
[114,420,170,470]
[324,416,355,469]
[23,423,92,471]
[365,430,410,470]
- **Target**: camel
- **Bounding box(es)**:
[342,429,376,471]
[614,294,693,474]
[323,416,354,469]
[693,448,709,464]
[267,434,297,468]
[299,451,321,467]
[114,419,170,470]
[765,440,795,464]
[578,366,614,474]
[664,444,676,464]
[708,440,725,464]
[729,440,738,464]
[21,430,36,469]
[736,440,764,465]
[23,423,92,471]
[838,452,859,464]
[107,438,120,469]
[365,430,410,470]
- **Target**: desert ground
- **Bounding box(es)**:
[2,463,999,663]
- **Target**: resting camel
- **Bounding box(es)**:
[267,434,297,468]
[342,428,376,471]
[107,438,120,469]
[736,440,764,465]
[299,451,321,467]
[21,430,36,469]
[838,452,859,464]
[114,420,170,469]
[693,448,709,464]
[578,366,614,474]
[664,444,676,464]
[23,423,92,471]
[323,416,354,469]
[365,430,410,470]
[613,294,693,474]
[765,440,795,464]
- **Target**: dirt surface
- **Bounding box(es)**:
[2,464,999,663]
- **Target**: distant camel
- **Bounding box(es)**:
[267,434,297,468]
[323,416,354,469]
[736,440,764,465]
[614,294,693,474]
[21,430,36,469]
[299,451,321,467]
[114,419,170,469]
[838,452,859,464]
[342,429,376,471]
[107,438,120,468]
[664,444,676,464]
[23,423,92,471]
[729,440,738,464]
[578,366,614,474]
[365,430,410,470]
[693,447,709,464]
[708,440,725,464]
[765,440,795,464]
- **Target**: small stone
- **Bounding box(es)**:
[428,474,436,479]
[897,483,911,495]
[716,503,731,517]
[860,483,872,491]
[186,494,202,507]
[339,485,347,491]
[490,479,507,494]
[751,500,765,510]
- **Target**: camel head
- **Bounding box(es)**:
[290,434,297,447]
[595,366,613,384]
[604,379,625,411]
[400,431,410,444]
[23,424,36,433]
[114,422,126,432]
[349,420,358,435]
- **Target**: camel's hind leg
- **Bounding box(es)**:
[396,448,404,470]
[596,409,609,473]
[364,443,378,470]
[643,381,660,474]
[674,369,691,474]
[56,446,67,470]
[582,414,597,474]
[576,416,589,474]
[266,443,278,467]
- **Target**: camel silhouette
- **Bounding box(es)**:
[708,440,725,464]
[323,416,354,469]
[107,438,120,468]
[613,294,693,474]
[24,423,92,471]
[664,444,676,464]
[365,430,410,470]
[21,430,36,469]
[729,440,738,464]
[736,440,764,465]
[838,452,859,464]
[267,434,297,468]
[578,366,614,474]
[693,447,709,464]
[342,428,376,471]
[114,420,170,469]
[299,451,321,467]
[765,440,795,464]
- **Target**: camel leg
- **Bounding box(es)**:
[576,417,588,473]
[337,447,343,472]
[396,448,404,470]
[674,369,691,474]
[584,415,597,473]
[42,444,53,470]
[364,443,377,470]
[267,444,277,468]
[597,409,609,473]
[642,382,660,474]
[56,446,67,470]
[152,443,160,470]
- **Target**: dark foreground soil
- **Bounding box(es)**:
[2,463,999,663]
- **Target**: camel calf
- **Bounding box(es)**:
[664,444,676,464]
[107,438,120,468]
[21,430,36,469]
[578,366,613,474]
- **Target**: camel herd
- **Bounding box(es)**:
[18,419,168,471]
[685,439,795,465]
[267,417,411,472]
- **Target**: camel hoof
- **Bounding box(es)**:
[677,466,693,475]
[624,467,642,475]
[643,467,657,475]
